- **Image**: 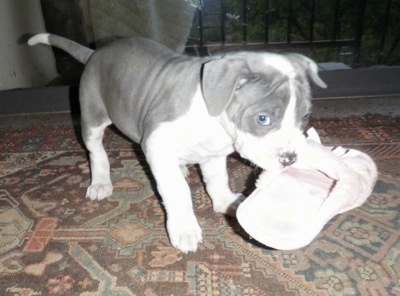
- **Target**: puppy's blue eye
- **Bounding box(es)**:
[257,115,271,126]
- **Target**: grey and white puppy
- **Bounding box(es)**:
[29,33,326,253]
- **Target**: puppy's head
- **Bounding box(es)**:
[201,52,326,171]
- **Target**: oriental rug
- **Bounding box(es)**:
[0,112,399,295]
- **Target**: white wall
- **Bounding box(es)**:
[0,0,58,91]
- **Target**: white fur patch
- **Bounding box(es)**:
[280,79,298,130]
[263,54,296,78]
[146,86,234,165]
[85,121,113,200]
[28,33,51,46]
[262,53,299,132]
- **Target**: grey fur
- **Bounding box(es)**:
[221,53,314,137]
[201,57,251,116]
[29,34,322,143]
[285,53,327,88]
[78,37,204,145]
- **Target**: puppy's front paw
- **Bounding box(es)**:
[86,183,113,200]
[213,193,246,217]
[167,215,202,253]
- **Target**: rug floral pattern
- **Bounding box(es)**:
[0,113,399,295]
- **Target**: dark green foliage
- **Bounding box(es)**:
[189,0,399,67]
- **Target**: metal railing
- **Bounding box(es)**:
[187,0,398,67]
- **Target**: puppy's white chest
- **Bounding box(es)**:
[145,89,233,164]
[175,117,233,163]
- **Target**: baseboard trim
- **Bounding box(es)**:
[313,67,400,99]
[0,85,79,115]
[1,68,399,115]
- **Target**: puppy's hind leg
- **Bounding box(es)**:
[83,120,113,200]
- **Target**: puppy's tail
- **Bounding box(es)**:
[28,33,94,64]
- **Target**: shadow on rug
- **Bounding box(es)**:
[0,113,399,295]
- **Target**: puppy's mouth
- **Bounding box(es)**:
[232,127,306,171]
[238,151,286,171]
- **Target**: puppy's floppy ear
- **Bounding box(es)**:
[285,53,327,88]
[201,57,251,116]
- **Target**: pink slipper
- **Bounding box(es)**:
[236,128,378,250]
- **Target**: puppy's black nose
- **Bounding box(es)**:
[279,152,297,166]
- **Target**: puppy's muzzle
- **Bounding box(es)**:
[279,152,297,166]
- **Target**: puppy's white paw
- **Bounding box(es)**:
[213,193,246,217]
[167,215,203,253]
[180,165,189,177]
[86,183,113,200]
